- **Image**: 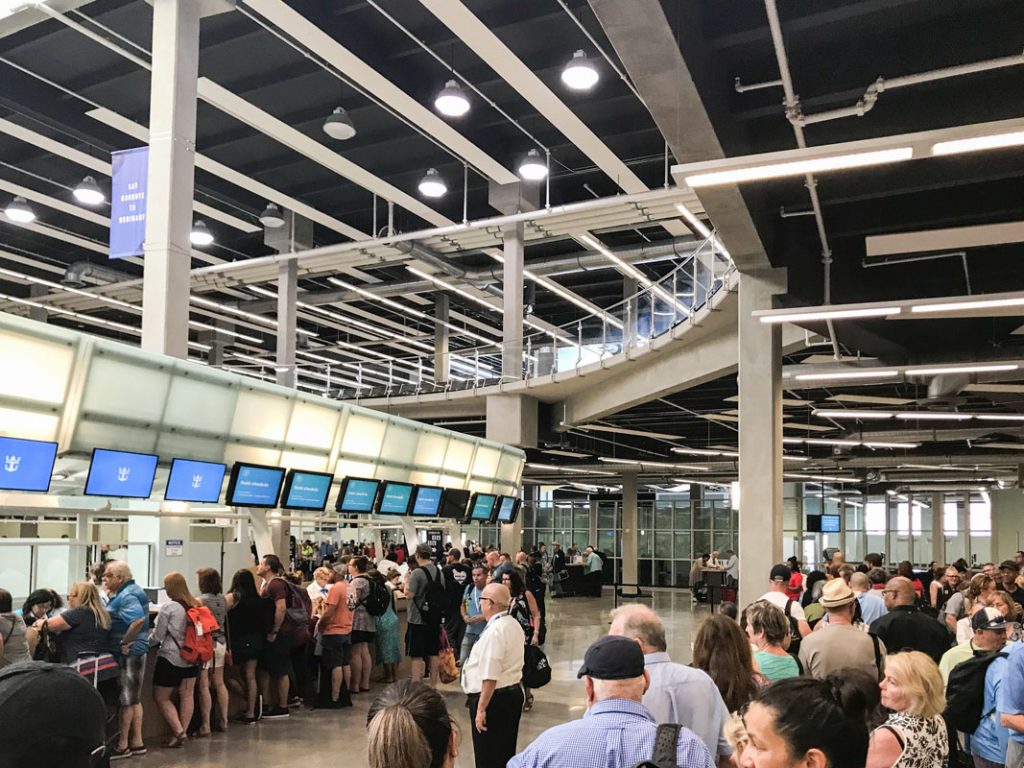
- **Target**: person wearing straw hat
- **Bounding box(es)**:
[798,578,886,680]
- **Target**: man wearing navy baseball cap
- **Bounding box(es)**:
[508,635,714,768]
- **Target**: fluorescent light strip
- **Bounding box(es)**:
[596,457,709,472]
[932,130,1024,156]
[190,295,317,336]
[812,409,894,420]
[760,306,900,324]
[674,204,711,239]
[911,297,1024,314]
[784,472,855,483]
[684,147,914,187]
[783,436,920,450]
[894,412,973,421]
[671,447,738,458]
[862,440,922,449]
[816,408,1024,424]
[794,369,900,381]
[670,478,730,489]
[525,463,617,477]
[904,363,1019,375]
[976,414,1024,422]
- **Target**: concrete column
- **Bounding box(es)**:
[434,293,450,384]
[931,492,945,565]
[991,488,1024,562]
[141,0,200,360]
[502,223,525,381]
[276,258,297,387]
[623,276,638,346]
[621,470,639,596]
[486,394,538,448]
[28,284,48,323]
[738,269,786,607]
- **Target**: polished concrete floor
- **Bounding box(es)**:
[140,590,708,768]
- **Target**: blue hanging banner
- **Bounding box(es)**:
[109,147,149,260]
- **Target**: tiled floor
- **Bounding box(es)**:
[138,590,709,768]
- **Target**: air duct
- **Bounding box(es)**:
[62,261,135,289]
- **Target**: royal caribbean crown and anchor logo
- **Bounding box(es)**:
[117,466,131,482]
[4,454,20,473]
[192,474,203,489]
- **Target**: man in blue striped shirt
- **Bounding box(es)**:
[508,635,714,768]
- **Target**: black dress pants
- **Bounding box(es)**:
[468,685,524,768]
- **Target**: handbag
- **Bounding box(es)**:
[437,628,459,685]
[522,644,551,689]
[32,620,59,663]
[556,570,570,583]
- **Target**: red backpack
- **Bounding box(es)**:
[178,605,219,665]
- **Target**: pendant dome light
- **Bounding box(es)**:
[434,80,470,117]
[4,196,35,223]
[418,168,447,198]
[517,149,548,181]
[561,50,599,90]
[322,107,356,140]
[72,176,105,206]
[259,202,286,228]
[189,219,214,246]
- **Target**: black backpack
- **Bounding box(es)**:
[944,650,1007,734]
[417,565,447,626]
[784,599,802,656]
[631,723,681,768]
[357,574,391,617]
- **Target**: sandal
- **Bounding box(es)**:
[162,733,186,749]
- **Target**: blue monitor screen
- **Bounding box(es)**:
[496,496,519,523]
[821,514,841,533]
[164,458,226,503]
[0,437,58,492]
[84,448,158,498]
[337,478,381,514]
[470,493,497,521]
[411,486,443,517]
[378,482,414,515]
[282,470,333,511]
[226,463,285,508]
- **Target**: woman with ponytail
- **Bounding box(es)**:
[367,680,458,768]
[739,670,879,768]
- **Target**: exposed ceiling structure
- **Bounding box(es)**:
[3,0,1024,496]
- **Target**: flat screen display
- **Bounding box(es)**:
[440,488,470,520]
[281,470,333,511]
[378,481,414,515]
[164,458,226,503]
[336,477,381,514]
[411,486,443,517]
[226,462,285,508]
[0,437,58,492]
[469,493,497,522]
[495,495,521,524]
[805,515,822,533]
[84,448,158,499]
[821,514,841,533]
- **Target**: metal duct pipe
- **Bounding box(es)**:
[394,241,466,279]
[62,260,135,289]
[926,373,971,402]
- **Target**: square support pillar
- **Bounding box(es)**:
[276,258,298,387]
[434,293,450,384]
[738,268,786,606]
[486,394,538,449]
[502,223,525,382]
[620,470,639,596]
[141,0,200,360]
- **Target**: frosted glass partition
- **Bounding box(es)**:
[35,544,72,594]
[0,545,32,599]
[0,312,524,498]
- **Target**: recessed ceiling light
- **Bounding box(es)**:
[189,219,214,246]
[258,202,286,228]
[3,196,35,223]
[322,107,356,140]
[418,168,447,198]
[72,176,104,206]
[561,50,599,90]
[434,80,470,117]
[518,149,548,181]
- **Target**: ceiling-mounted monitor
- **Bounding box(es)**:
[84,448,158,499]
[281,469,334,511]
[377,481,415,516]
[439,488,470,520]
[495,495,522,524]
[805,515,823,533]
[0,437,58,493]
[411,485,444,517]
[164,458,227,503]
[225,462,285,508]
[336,477,382,514]
[821,514,841,533]
[467,493,498,523]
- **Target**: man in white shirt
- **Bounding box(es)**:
[759,564,811,638]
[723,550,739,584]
[609,604,732,764]
[462,583,525,768]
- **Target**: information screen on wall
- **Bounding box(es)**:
[281,470,333,511]
[495,495,521,524]
[226,462,285,508]
[821,514,841,533]
[411,486,443,517]
[378,482,414,515]
[164,458,226,503]
[468,493,497,522]
[0,437,58,493]
[85,448,159,499]
[440,488,470,519]
[336,477,381,514]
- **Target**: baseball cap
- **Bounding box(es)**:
[577,635,645,680]
[820,578,856,608]
[0,662,106,768]
[972,607,1011,632]
[999,560,1020,572]
[770,564,792,582]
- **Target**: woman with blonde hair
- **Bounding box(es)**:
[743,600,799,682]
[955,573,997,643]
[366,680,457,768]
[866,651,948,768]
[30,581,110,664]
[989,590,1023,642]
[151,572,200,748]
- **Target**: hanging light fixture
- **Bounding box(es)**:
[561,50,599,90]
[72,176,104,206]
[258,202,286,228]
[4,196,35,223]
[322,107,356,140]
[418,168,447,198]
[434,80,470,117]
[190,219,214,246]
[518,149,548,181]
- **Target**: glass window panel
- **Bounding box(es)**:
[714,533,733,552]
[865,500,887,534]
[0,545,32,600]
[554,506,572,529]
[673,504,692,530]
[693,531,711,556]
[845,501,864,531]
[639,530,652,558]
[674,562,689,587]
[639,505,654,531]
[804,495,822,516]
[969,497,991,534]
[535,506,553,529]
[573,507,590,532]
[655,505,673,530]
[653,560,673,587]
[783,498,800,530]
[654,533,672,559]
[597,504,617,530]
[522,505,535,528]
[599,529,617,557]
[693,503,712,530]
[673,533,691,560]
[712,503,731,531]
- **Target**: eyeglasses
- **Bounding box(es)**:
[479,597,494,604]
